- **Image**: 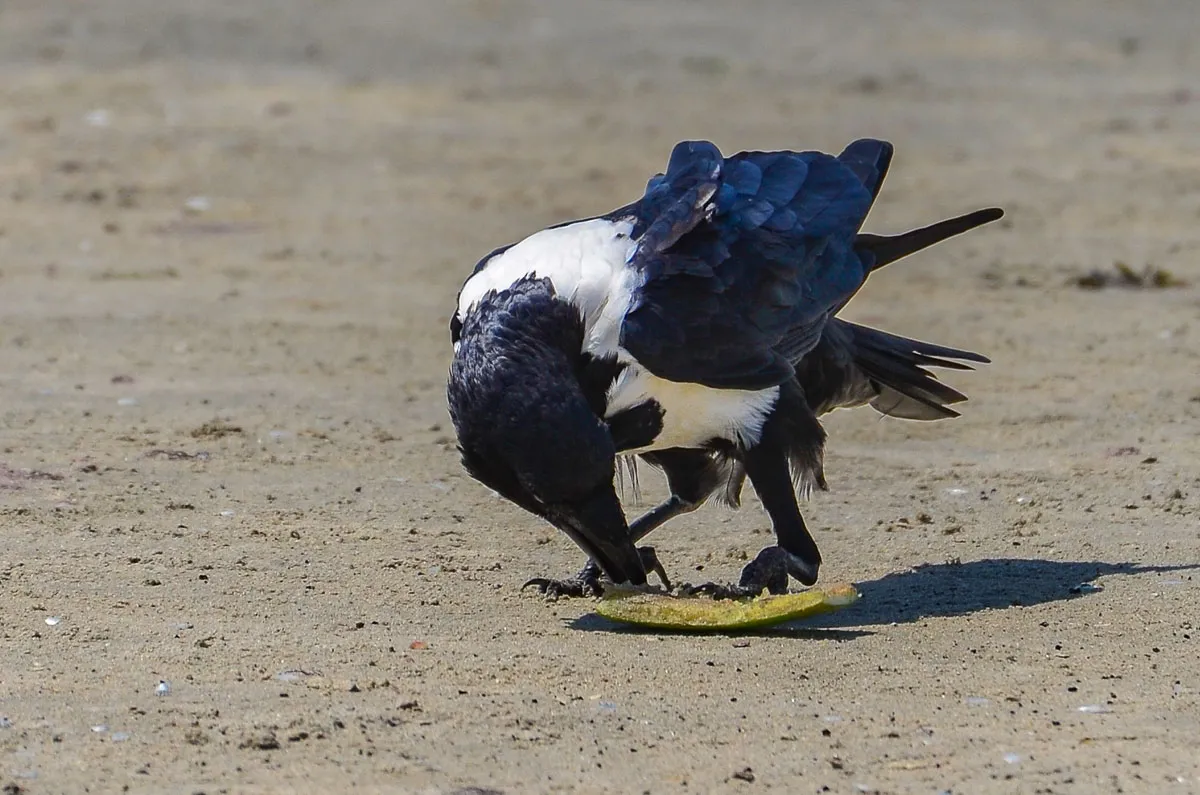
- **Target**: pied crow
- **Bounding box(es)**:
[447,139,1001,598]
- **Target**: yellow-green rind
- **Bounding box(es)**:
[593,583,859,631]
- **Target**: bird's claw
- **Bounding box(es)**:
[522,576,604,598]
[637,545,673,592]
[522,546,672,598]
[677,581,769,600]
[677,545,800,600]
[522,561,604,598]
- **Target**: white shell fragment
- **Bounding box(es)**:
[1078,704,1112,714]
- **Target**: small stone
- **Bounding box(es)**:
[276,669,315,683]
[84,109,112,127]
[241,731,280,750]
[183,196,211,214]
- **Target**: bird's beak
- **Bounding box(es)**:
[548,487,647,586]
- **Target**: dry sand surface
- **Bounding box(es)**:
[1,1,1199,792]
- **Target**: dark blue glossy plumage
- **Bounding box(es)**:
[620,139,892,390]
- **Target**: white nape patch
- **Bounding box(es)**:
[605,364,780,452]
[456,217,638,355]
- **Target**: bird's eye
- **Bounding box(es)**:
[449,313,463,343]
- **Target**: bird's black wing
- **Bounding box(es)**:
[618,140,887,390]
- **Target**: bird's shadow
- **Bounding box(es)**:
[568,558,1198,637]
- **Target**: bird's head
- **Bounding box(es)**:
[447,277,648,586]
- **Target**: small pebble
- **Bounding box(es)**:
[732,767,755,783]
[183,196,211,214]
[276,669,315,682]
[84,109,112,127]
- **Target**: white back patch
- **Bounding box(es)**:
[457,218,638,357]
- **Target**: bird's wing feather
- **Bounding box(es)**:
[619,140,884,390]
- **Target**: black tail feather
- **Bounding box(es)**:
[856,207,1004,271]
[847,323,989,421]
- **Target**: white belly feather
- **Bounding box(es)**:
[604,364,779,452]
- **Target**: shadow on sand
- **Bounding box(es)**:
[568,558,1198,637]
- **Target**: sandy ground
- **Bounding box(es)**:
[1,1,1199,792]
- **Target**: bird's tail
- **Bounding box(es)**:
[844,322,989,421]
[855,207,1003,272]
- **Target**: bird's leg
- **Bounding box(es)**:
[681,440,822,599]
[629,494,696,542]
[523,545,671,598]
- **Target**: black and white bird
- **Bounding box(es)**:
[447,139,1001,598]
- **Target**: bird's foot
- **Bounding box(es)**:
[677,580,774,600]
[522,546,671,598]
[523,559,603,598]
[678,545,817,600]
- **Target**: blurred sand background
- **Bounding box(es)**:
[1,0,1198,792]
